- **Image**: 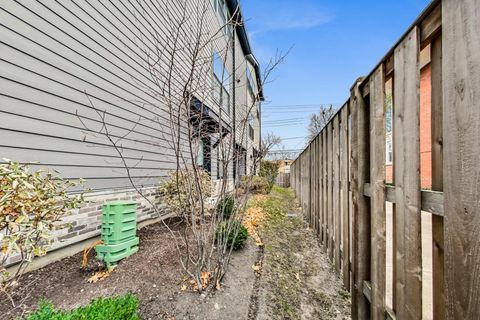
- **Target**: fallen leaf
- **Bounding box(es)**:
[87,270,112,283]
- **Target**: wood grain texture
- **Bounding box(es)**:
[393,26,422,320]
[327,122,334,261]
[322,130,328,245]
[341,105,350,288]
[369,65,387,320]
[430,34,445,320]
[334,115,341,272]
[443,1,480,318]
[350,82,371,320]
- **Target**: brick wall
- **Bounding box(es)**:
[385,64,432,189]
[419,65,432,189]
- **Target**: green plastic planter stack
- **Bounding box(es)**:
[96,201,139,268]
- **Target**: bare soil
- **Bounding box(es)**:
[1,191,351,320]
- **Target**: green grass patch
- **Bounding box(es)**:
[23,294,140,320]
[256,186,303,319]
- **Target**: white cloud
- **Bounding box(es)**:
[248,1,333,35]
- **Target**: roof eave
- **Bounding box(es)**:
[226,0,265,101]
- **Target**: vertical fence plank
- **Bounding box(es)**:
[443,1,480,318]
[370,65,387,319]
[341,105,350,288]
[315,137,319,233]
[351,81,371,320]
[322,129,328,246]
[334,115,341,272]
[430,34,444,320]
[393,26,422,320]
[318,135,323,237]
[328,122,334,261]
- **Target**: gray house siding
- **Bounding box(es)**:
[1,0,261,265]
[0,0,189,191]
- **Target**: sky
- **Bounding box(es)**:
[241,0,431,156]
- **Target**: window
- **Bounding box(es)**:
[213,0,232,37]
[217,146,226,180]
[212,50,230,114]
[197,139,204,167]
[248,114,254,139]
[197,138,212,174]
[246,66,255,97]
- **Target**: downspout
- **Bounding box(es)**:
[232,25,237,183]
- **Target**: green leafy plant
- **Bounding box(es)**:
[215,220,248,250]
[158,169,212,216]
[216,194,235,219]
[0,160,84,288]
[24,293,140,320]
[259,160,279,191]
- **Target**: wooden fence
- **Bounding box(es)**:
[276,172,291,188]
[290,1,480,319]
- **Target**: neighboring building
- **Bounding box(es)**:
[277,159,293,174]
[0,0,262,264]
[385,44,432,189]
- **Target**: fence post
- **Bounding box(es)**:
[350,80,371,320]
[369,65,386,319]
[443,1,480,318]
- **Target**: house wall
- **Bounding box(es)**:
[0,0,260,266]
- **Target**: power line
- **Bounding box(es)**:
[280,136,307,140]
[263,103,340,108]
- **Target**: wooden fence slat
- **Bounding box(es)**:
[322,130,328,245]
[369,65,387,320]
[351,81,371,320]
[341,105,350,288]
[328,122,334,261]
[393,26,422,320]
[430,34,445,320]
[443,1,480,318]
[316,135,322,235]
[334,115,341,272]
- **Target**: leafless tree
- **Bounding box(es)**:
[77,0,287,292]
[253,132,282,168]
[306,104,336,142]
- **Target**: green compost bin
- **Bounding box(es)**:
[96,201,139,268]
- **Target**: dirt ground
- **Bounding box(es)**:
[0,190,351,320]
[254,191,351,320]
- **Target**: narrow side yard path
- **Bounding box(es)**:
[0,187,350,320]
[252,187,351,320]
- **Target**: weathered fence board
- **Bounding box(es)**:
[327,122,334,261]
[289,1,479,318]
[333,115,341,272]
[341,105,350,288]
[430,34,445,320]
[443,1,480,318]
[369,65,386,320]
[351,81,371,320]
[322,130,327,245]
[393,26,422,320]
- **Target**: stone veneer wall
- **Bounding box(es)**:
[5,187,162,266]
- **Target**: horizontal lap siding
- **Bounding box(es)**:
[0,0,203,191]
